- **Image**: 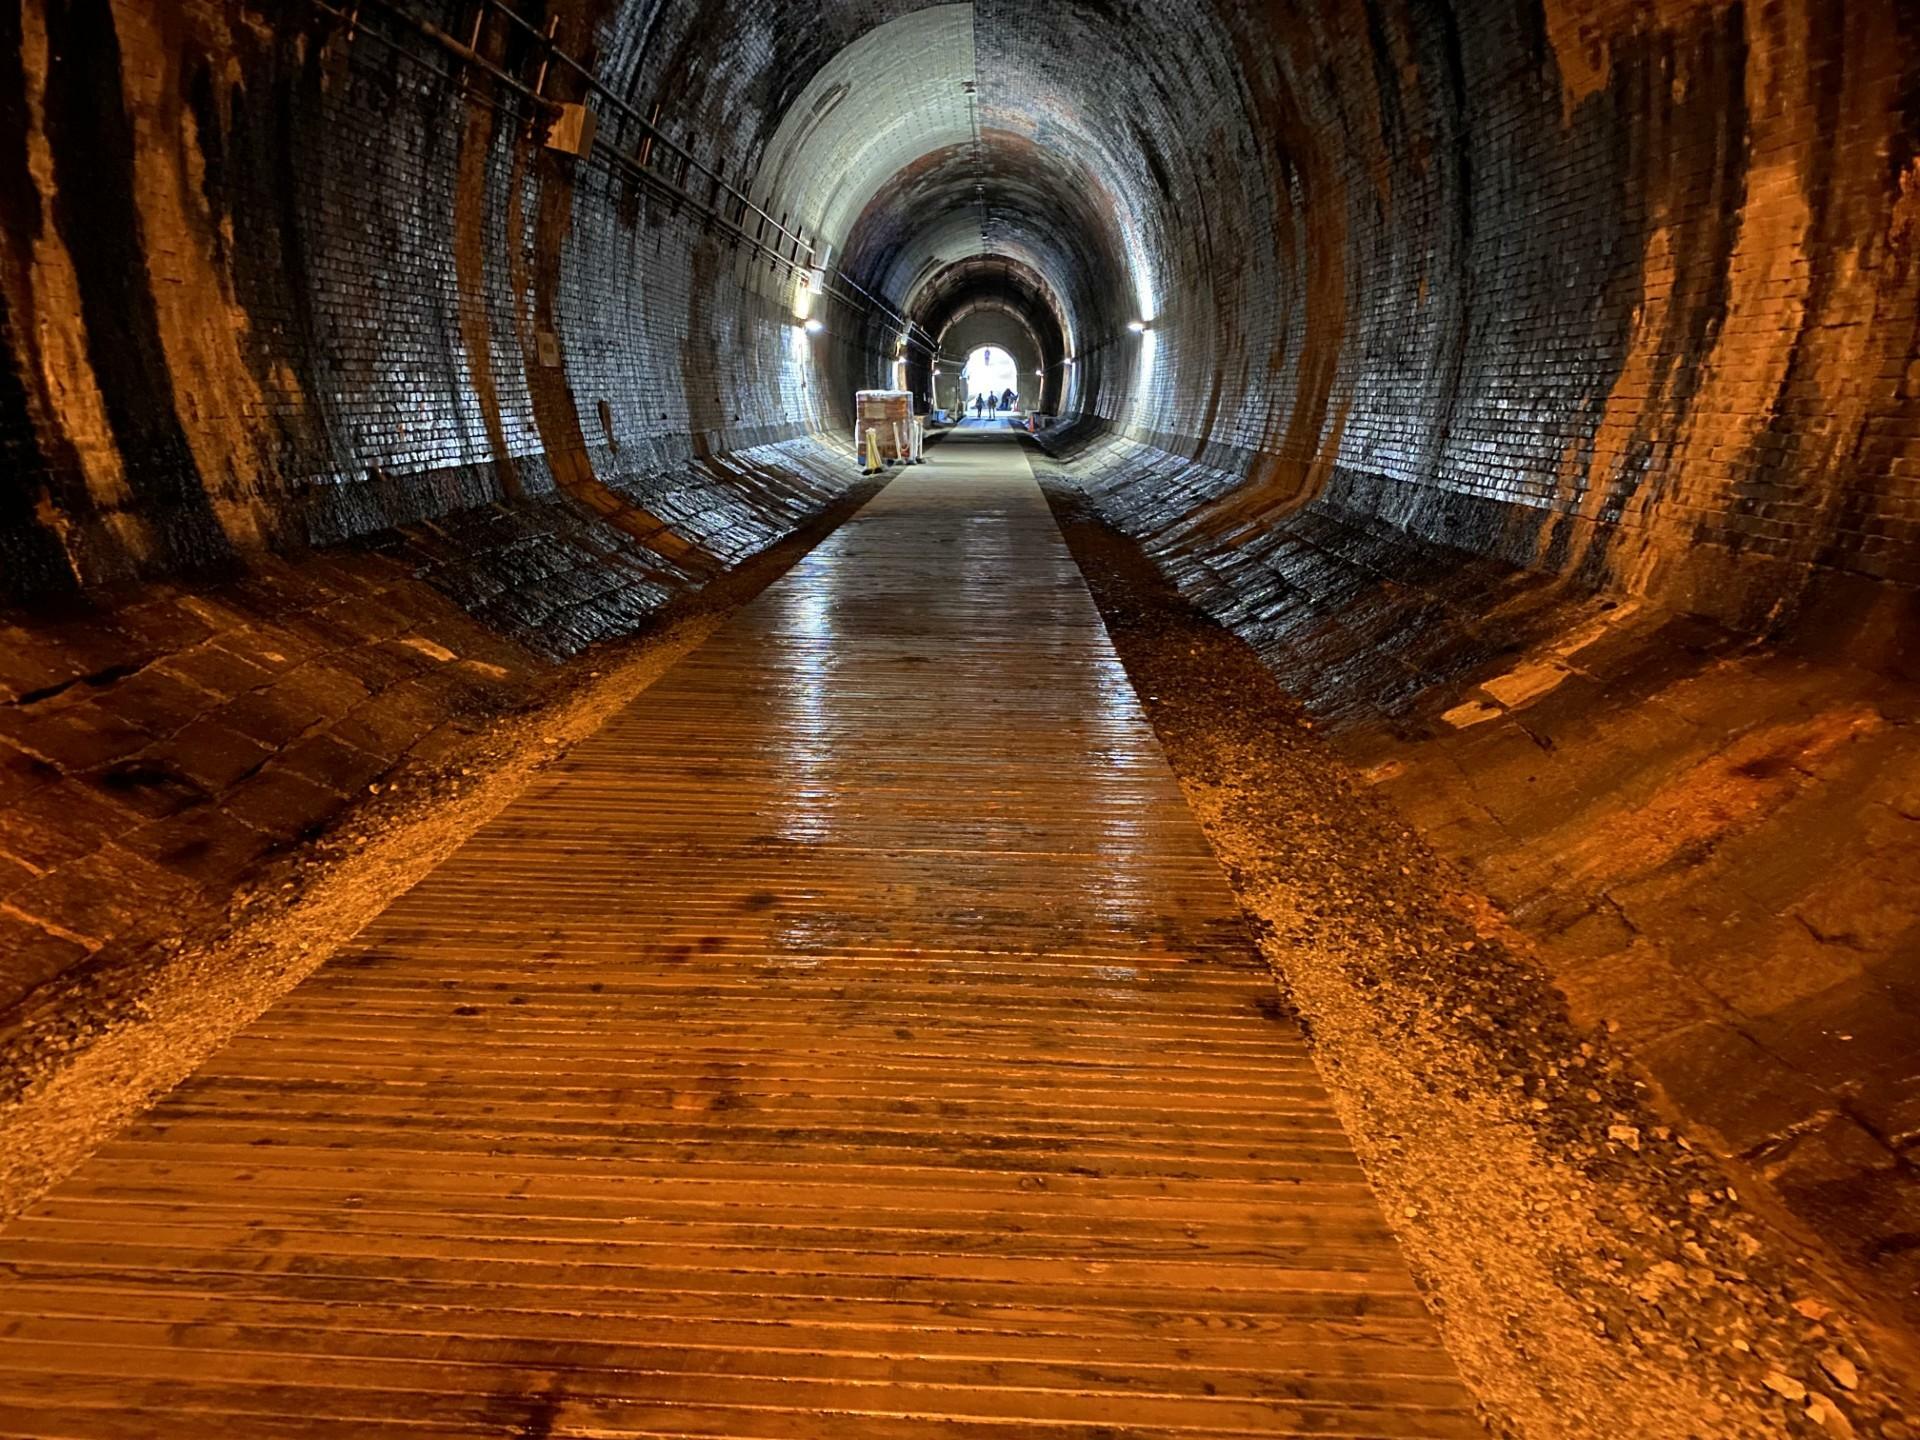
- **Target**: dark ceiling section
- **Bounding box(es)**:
[917,257,1066,356]
[834,130,1130,380]
[908,255,1069,413]
[596,0,1211,419]
[833,132,1128,414]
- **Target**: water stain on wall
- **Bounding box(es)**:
[12,0,146,577]
[113,1,274,553]
[1185,2,1348,538]
[0,0,84,594]
[452,53,521,500]
[38,0,234,578]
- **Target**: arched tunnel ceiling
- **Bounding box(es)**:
[567,0,1315,449]
[916,255,1059,325]
[734,2,1190,348]
[575,0,1306,399]
[751,5,978,265]
[919,258,1067,369]
[836,137,1120,351]
[943,309,1042,376]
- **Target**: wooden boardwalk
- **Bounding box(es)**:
[0,435,1481,1437]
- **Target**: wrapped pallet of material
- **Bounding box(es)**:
[854,389,918,471]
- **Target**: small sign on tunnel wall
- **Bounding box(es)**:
[545,103,598,157]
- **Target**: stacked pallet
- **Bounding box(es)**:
[854,389,922,471]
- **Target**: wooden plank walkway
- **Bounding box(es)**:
[0,435,1481,1438]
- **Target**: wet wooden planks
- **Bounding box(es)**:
[0,436,1481,1437]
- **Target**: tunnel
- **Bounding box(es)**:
[0,0,1918,1434]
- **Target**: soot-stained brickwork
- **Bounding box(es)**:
[0,0,891,602]
[1014,0,1920,636]
[3,1,1918,624]
[6,0,1910,628]
[2,0,1919,1343]
[0,0,900,1022]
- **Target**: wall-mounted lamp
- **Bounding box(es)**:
[1127,320,1150,333]
[803,319,825,334]
[1034,369,1044,378]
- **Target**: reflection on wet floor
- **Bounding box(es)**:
[0,432,1481,1438]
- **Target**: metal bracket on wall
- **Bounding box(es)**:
[545,103,597,157]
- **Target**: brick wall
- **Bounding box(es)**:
[0,0,904,608]
[0,0,901,1021]
[975,0,1920,1333]
[4,1,1917,628]
[3,0,1918,1061]
[1008,0,1920,638]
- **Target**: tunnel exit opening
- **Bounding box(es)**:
[961,346,1021,415]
